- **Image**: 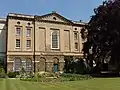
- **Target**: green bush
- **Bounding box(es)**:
[0,68,8,78]
[7,72,20,78]
[60,73,93,81]
[35,72,55,78]
[21,73,93,82]
[0,68,5,73]
[0,73,8,78]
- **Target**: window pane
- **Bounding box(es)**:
[52,31,58,48]
[26,40,31,48]
[75,43,78,50]
[74,32,78,40]
[25,59,32,72]
[14,58,21,71]
[26,28,31,36]
[16,27,21,35]
[16,39,20,48]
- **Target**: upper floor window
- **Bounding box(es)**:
[16,27,21,36]
[26,40,31,48]
[75,42,78,50]
[26,28,31,37]
[74,32,78,40]
[51,30,59,49]
[16,39,20,48]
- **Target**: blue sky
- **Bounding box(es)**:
[0,0,104,22]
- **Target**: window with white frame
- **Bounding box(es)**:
[16,39,20,48]
[16,27,21,36]
[26,28,31,37]
[26,40,31,48]
[51,30,59,49]
[14,58,22,71]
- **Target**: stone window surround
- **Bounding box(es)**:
[15,25,22,36]
[26,27,32,37]
[26,39,31,48]
[13,58,32,72]
[16,39,20,48]
[75,42,78,51]
[50,28,60,50]
[74,31,78,40]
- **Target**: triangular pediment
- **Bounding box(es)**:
[35,12,73,24]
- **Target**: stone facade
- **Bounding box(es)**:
[1,12,87,73]
[0,18,6,68]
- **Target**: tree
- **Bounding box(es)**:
[82,0,120,71]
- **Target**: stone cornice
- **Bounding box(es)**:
[7,16,34,21]
[0,18,6,23]
[35,19,73,25]
[73,23,87,27]
[7,13,87,27]
[35,12,73,24]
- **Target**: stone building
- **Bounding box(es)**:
[1,12,86,73]
[0,18,6,67]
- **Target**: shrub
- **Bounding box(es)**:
[35,72,55,78]
[21,73,93,82]
[0,68,8,78]
[0,68,5,73]
[7,72,20,78]
[60,73,92,81]
[0,73,8,78]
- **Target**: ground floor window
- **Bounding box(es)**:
[14,58,22,71]
[13,58,32,72]
[25,59,32,72]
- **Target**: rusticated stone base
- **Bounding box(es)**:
[7,54,83,73]
[7,55,65,73]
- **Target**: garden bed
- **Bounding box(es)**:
[20,73,93,82]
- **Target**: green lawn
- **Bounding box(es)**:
[0,78,120,90]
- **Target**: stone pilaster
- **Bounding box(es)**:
[7,62,13,72]
[59,62,65,71]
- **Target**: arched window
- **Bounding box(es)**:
[25,59,32,72]
[51,30,59,49]
[14,58,22,71]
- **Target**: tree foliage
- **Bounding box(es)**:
[82,0,120,69]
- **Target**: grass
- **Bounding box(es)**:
[0,78,120,90]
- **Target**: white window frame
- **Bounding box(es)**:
[26,40,31,48]
[16,39,20,48]
[51,30,60,49]
[26,28,31,37]
[16,27,21,36]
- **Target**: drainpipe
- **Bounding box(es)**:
[5,16,8,73]
[33,16,36,73]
